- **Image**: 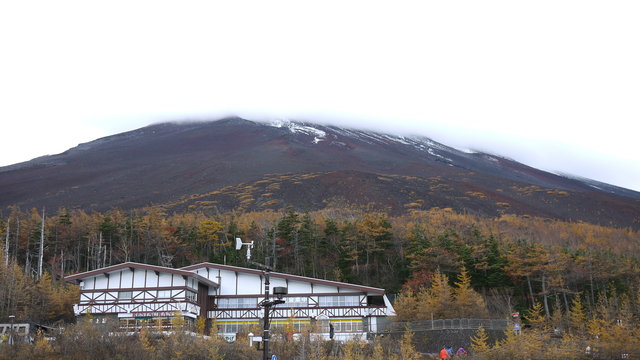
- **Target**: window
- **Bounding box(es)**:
[218,321,259,333]
[367,295,385,306]
[271,319,312,332]
[119,316,192,330]
[186,290,197,302]
[319,296,359,307]
[118,291,132,300]
[217,297,258,309]
[331,319,363,333]
[284,296,308,308]
[222,322,240,333]
[157,290,171,298]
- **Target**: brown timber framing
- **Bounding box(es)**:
[75,301,200,316]
[66,262,218,318]
[213,292,369,301]
[80,287,193,303]
[65,262,219,289]
[211,306,388,320]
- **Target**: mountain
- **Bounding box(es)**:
[1,117,639,229]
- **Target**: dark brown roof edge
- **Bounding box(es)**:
[64,262,219,288]
[181,262,386,295]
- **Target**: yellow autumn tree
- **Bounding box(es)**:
[392,292,420,322]
[519,301,549,358]
[494,323,524,359]
[398,327,422,360]
[452,266,489,318]
[417,269,453,319]
[470,325,492,360]
[197,219,224,260]
[568,296,587,334]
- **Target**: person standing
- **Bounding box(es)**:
[514,321,522,335]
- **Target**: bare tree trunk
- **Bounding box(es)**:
[272,224,278,270]
[562,287,570,313]
[4,219,9,267]
[588,259,595,306]
[15,220,19,262]
[526,275,535,307]
[38,207,45,279]
[542,272,550,321]
[98,232,103,268]
[75,239,81,271]
[25,226,31,277]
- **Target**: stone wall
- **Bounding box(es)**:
[385,328,507,355]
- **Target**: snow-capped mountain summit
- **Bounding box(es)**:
[0,117,638,228]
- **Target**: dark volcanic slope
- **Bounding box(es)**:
[1,118,638,228]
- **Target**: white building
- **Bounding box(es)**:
[65,262,395,341]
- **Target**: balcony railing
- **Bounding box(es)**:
[209,306,388,320]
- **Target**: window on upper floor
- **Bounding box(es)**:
[186,290,197,302]
[157,290,171,298]
[367,295,385,306]
[118,291,133,300]
[217,297,259,309]
[318,295,360,307]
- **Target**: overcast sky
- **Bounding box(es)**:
[1,1,639,192]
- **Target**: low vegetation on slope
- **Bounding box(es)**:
[163,171,640,230]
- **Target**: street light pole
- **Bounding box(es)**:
[261,258,272,360]
[237,238,287,360]
[247,257,287,360]
[8,315,15,358]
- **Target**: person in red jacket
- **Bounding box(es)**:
[440,347,451,359]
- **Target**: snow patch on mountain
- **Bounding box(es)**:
[555,172,615,193]
[271,119,327,143]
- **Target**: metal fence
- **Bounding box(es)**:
[378,318,510,333]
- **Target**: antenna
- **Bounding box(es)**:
[235,237,254,260]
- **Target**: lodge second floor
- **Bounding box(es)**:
[74,290,390,319]
[66,262,396,319]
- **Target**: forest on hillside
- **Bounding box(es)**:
[1,205,640,327]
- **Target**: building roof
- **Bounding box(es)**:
[64,262,388,295]
[181,262,386,295]
[64,262,219,288]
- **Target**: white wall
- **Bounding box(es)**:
[121,270,133,288]
[133,270,145,287]
[235,272,263,295]
[95,275,108,289]
[158,272,173,287]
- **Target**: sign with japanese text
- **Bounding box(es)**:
[132,311,175,318]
